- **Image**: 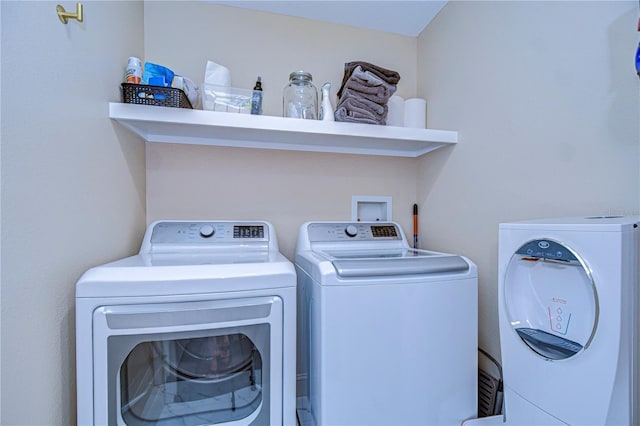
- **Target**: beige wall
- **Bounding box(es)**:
[144,3,420,259]
[1,1,146,424]
[1,2,638,425]
[417,1,640,358]
[147,145,418,259]
[143,3,418,116]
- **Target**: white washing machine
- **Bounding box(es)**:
[75,220,297,426]
[295,221,478,426]
[465,215,639,426]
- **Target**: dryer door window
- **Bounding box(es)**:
[91,297,282,425]
[504,239,598,360]
[119,331,265,425]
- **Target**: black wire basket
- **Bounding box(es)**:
[121,83,192,109]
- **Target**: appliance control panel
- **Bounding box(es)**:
[150,221,269,245]
[515,239,579,263]
[307,222,402,242]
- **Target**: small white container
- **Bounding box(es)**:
[125,57,142,84]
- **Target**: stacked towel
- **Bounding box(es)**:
[335,61,401,125]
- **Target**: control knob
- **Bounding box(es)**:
[199,224,215,238]
[345,225,358,237]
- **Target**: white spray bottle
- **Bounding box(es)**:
[319,82,335,121]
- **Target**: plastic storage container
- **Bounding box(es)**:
[283,71,318,119]
[203,85,252,113]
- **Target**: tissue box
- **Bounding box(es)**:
[121,83,193,109]
[203,84,252,113]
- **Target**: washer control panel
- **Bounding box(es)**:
[307,222,402,242]
[150,221,268,245]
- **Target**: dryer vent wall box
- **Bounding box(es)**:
[352,196,392,221]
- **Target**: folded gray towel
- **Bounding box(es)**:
[335,107,381,125]
[337,61,401,99]
[335,96,388,125]
[337,95,386,116]
[341,85,387,104]
[341,67,397,104]
[349,66,398,89]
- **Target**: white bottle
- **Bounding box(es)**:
[320,82,334,121]
[125,56,142,84]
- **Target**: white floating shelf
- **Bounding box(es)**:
[109,103,457,157]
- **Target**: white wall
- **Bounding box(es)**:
[143,3,420,259]
[417,0,640,359]
[1,1,146,424]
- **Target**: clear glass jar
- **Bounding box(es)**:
[283,71,318,119]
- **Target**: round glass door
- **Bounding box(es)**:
[504,239,598,360]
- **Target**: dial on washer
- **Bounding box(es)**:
[345,225,358,237]
[199,225,215,238]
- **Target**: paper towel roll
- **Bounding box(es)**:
[386,96,405,127]
[404,98,427,128]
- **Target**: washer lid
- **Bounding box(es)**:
[320,249,469,277]
[504,239,598,360]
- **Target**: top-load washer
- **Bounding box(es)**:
[76,220,296,426]
[295,221,478,426]
[465,215,639,426]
